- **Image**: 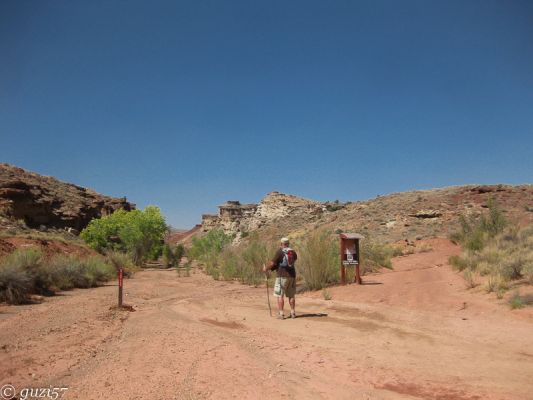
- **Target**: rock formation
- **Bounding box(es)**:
[201,192,325,238]
[0,163,135,232]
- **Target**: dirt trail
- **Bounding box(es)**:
[1,242,532,400]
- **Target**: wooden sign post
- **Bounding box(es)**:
[339,233,364,285]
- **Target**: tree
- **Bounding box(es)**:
[81,206,168,265]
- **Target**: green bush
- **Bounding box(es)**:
[189,230,231,261]
[81,206,168,265]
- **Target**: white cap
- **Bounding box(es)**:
[280,237,290,244]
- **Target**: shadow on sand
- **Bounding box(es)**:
[295,313,328,319]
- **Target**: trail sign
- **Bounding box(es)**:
[339,233,364,285]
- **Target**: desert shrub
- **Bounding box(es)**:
[0,261,32,304]
[174,244,185,265]
[48,255,115,289]
[295,230,339,290]
[417,243,433,253]
[0,249,117,304]
[106,251,137,277]
[85,256,115,283]
[81,206,168,265]
[4,248,42,270]
[163,244,185,268]
[361,241,396,273]
[463,269,478,289]
[37,255,74,291]
[162,244,173,267]
[188,230,232,279]
[451,198,507,251]
[206,234,271,285]
[452,226,533,286]
[509,292,524,309]
[1,249,53,295]
[239,235,272,285]
[184,260,192,277]
[449,255,468,271]
[219,248,239,281]
[59,257,95,288]
[486,273,509,294]
[325,204,343,212]
[449,203,533,290]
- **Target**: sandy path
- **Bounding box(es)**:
[1,244,532,400]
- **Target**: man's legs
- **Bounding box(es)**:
[289,297,295,318]
[277,295,284,318]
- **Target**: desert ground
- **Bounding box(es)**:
[1,239,532,400]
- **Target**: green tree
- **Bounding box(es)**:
[81,206,167,265]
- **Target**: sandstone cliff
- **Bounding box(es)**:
[0,163,134,232]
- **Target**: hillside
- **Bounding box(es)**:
[0,163,134,232]
[0,163,135,257]
[198,184,533,244]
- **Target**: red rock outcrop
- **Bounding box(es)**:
[0,163,134,231]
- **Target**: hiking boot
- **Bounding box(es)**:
[290,311,296,319]
[277,313,285,320]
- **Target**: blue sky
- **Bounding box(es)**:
[1,1,532,228]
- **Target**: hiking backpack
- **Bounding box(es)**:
[279,247,296,268]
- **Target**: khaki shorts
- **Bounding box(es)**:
[273,277,296,298]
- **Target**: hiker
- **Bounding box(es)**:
[263,237,297,319]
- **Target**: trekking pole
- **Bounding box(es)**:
[263,263,272,317]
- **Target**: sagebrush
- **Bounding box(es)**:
[0,249,117,304]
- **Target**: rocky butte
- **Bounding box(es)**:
[201,191,327,239]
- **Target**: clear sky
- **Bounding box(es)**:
[1,1,532,228]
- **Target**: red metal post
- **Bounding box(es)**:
[118,267,123,306]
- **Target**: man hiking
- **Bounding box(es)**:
[263,237,297,320]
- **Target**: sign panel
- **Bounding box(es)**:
[342,260,358,266]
